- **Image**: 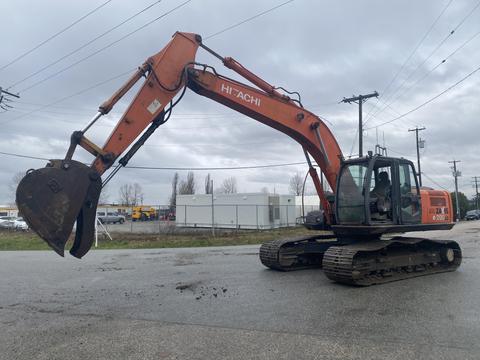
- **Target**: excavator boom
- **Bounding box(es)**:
[16,32,342,258]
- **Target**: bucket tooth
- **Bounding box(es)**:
[70,178,101,258]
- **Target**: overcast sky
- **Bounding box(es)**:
[0,0,479,205]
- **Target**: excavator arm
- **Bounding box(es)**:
[16,31,343,258]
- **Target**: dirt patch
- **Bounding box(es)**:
[175,281,202,292]
[175,281,235,300]
[96,266,134,272]
[174,253,202,266]
[193,285,232,301]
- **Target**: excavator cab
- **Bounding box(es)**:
[334,154,426,236]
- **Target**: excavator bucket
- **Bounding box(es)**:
[16,159,102,258]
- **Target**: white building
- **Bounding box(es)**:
[176,193,296,229]
[0,205,19,217]
[294,195,322,219]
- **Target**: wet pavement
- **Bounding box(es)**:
[1,221,480,359]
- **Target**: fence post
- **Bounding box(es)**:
[184,205,187,226]
[158,207,161,234]
[256,205,259,230]
[235,205,238,231]
[286,205,289,227]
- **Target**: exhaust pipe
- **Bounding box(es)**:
[16,159,102,258]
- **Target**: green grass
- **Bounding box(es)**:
[0,226,319,251]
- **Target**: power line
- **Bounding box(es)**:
[205,0,294,40]
[0,151,50,161]
[0,0,113,73]
[0,68,136,126]
[363,0,453,123]
[369,97,418,128]
[8,0,164,90]
[365,62,480,130]
[16,0,294,93]
[348,127,359,158]
[367,0,480,123]
[10,101,336,129]
[126,162,306,171]
[17,0,193,93]
[0,149,308,170]
[1,0,301,125]
[385,147,415,158]
[422,172,449,191]
[379,27,480,110]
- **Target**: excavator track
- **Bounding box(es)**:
[322,237,462,286]
[259,235,337,271]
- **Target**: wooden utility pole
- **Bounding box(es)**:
[408,126,426,187]
[0,87,19,98]
[341,91,378,157]
[473,176,480,210]
[0,87,20,111]
[449,160,461,221]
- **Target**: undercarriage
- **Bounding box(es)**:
[260,234,461,286]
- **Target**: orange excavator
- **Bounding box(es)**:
[16,32,461,285]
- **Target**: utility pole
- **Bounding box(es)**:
[0,87,19,99]
[449,160,461,221]
[341,91,378,157]
[0,87,20,111]
[408,126,426,187]
[473,176,480,210]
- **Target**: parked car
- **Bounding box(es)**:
[0,216,29,231]
[13,217,29,231]
[0,216,16,229]
[465,210,480,221]
[97,212,126,224]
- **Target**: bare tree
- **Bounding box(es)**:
[204,173,213,194]
[289,172,303,196]
[118,184,134,206]
[260,186,269,194]
[220,176,238,194]
[178,171,196,194]
[169,172,179,209]
[118,183,144,206]
[133,183,143,205]
[99,185,110,205]
[9,171,25,204]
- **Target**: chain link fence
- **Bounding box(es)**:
[96,204,321,234]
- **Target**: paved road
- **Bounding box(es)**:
[1,221,480,359]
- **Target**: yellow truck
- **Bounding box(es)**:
[132,206,158,221]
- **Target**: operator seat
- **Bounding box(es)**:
[370,171,391,218]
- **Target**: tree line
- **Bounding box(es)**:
[169,172,237,209]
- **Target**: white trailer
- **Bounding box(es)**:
[0,206,19,217]
[176,193,296,229]
[294,195,322,219]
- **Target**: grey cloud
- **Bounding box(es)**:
[1,0,479,204]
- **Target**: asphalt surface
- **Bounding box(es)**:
[1,221,480,359]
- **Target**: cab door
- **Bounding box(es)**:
[397,162,421,224]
